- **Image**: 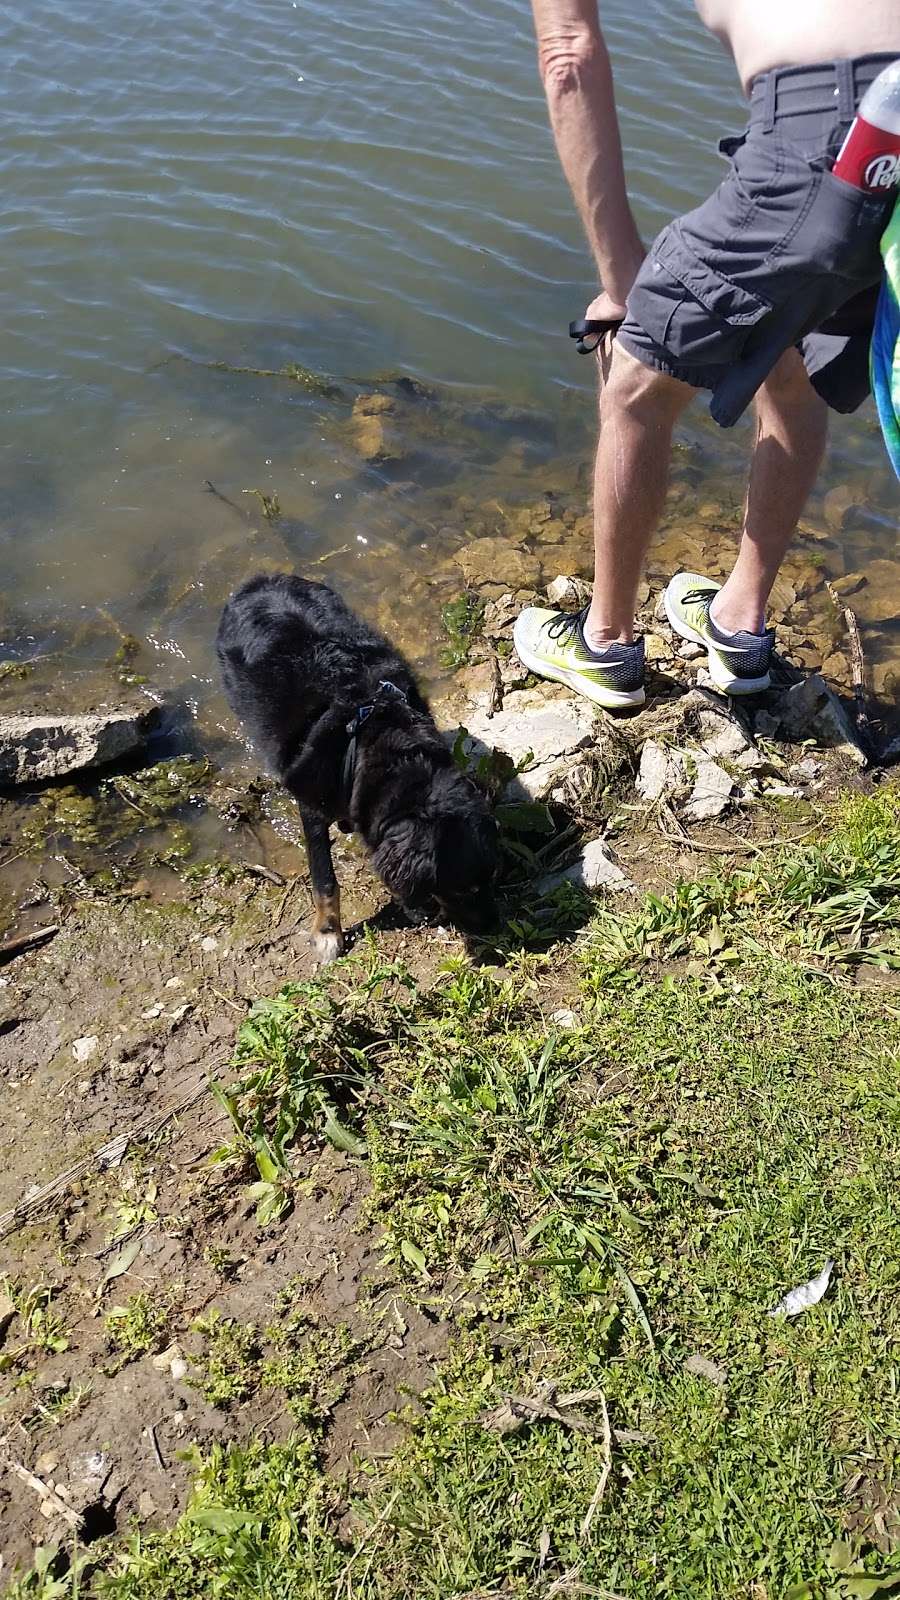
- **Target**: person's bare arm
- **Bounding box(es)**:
[531,0,644,317]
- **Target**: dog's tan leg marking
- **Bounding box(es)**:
[312,887,343,967]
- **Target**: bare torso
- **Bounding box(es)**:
[694,0,900,91]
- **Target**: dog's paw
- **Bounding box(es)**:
[312,929,344,968]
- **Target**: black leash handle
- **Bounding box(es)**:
[569,316,624,355]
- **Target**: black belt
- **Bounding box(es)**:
[751,53,897,128]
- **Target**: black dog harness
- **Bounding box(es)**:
[339,679,407,821]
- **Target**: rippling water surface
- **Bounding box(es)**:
[0,0,896,719]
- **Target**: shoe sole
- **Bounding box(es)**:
[663,588,770,697]
[513,618,646,709]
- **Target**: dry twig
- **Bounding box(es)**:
[581,1392,613,1536]
[0,1443,82,1531]
[0,925,59,965]
[0,1075,208,1239]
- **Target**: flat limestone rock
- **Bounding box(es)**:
[636,740,687,803]
[683,756,736,822]
[537,837,633,895]
[461,693,599,802]
[0,709,155,785]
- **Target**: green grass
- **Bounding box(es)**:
[5,791,900,1599]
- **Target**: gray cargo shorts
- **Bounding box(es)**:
[618,54,898,427]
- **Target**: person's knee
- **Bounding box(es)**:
[758,348,822,413]
[603,345,694,424]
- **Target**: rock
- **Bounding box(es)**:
[536,837,633,895]
[461,692,598,802]
[550,1008,579,1030]
[754,710,780,739]
[775,674,867,766]
[456,538,539,593]
[644,632,674,667]
[72,1035,99,1064]
[764,781,804,799]
[831,572,867,599]
[793,757,823,781]
[636,740,687,803]
[35,1452,59,1477]
[170,1356,188,1383]
[822,484,860,532]
[546,574,591,609]
[537,518,569,545]
[350,393,403,464]
[678,641,704,661]
[767,574,797,622]
[834,559,900,627]
[872,661,900,700]
[0,708,155,785]
[694,703,763,772]
[683,757,736,822]
[0,1289,16,1344]
[482,594,519,637]
[821,651,850,686]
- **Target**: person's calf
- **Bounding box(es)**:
[586,344,695,647]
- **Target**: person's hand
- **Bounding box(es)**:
[584,288,628,323]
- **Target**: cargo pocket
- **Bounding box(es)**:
[628,227,773,364]
[791,169,893,276]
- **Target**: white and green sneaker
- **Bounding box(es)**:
[513,606,645,709]
[664,572,774,696]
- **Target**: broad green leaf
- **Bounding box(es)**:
[190,1507,254,1534]
[323,1108,367,1156]
[400,1238,428,1277]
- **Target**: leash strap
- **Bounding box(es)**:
[340,680,408,818]
[569,316,624,355]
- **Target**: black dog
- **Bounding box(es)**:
[216,573,499,964]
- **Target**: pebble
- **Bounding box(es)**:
[201,936,219,954]
[72,1036,99,1064]
[170,1356,188,1382]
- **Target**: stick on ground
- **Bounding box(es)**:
[0,925,59,965]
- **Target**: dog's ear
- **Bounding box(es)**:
[371,813,437,906]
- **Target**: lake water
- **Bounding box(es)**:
[0,0,897,728]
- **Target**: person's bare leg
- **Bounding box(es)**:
[585,343,697,648]
[711,348,828,636]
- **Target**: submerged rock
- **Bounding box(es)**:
[536,837,633,895]
[0,708,156,785]
[350,393,404,464]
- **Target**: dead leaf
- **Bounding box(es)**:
[97,1236,142,1294]
[684,1352,728,1386]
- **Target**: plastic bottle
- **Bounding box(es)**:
[832,59,900,193]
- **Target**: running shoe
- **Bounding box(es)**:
[663,572,773,695]
[512,605,645,709]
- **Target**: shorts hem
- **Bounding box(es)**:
[615,329,717,393]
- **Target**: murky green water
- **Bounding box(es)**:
[0,0,896,738]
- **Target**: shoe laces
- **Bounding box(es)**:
[681,587,718,608]
[545,606,587,643]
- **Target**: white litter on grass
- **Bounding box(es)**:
[768,1259,834,1317]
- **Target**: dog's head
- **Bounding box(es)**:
[371,765,499,934]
